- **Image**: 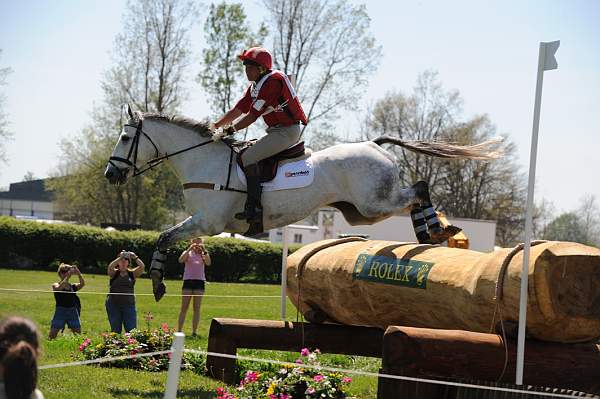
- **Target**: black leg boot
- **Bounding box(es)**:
[235,163,263,223]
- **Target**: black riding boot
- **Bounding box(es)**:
[235,163,263,223]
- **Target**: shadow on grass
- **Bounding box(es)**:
[109,387,217,398]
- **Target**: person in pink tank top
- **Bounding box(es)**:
[177,237,211,336]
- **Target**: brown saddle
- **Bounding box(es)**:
[236,141,306,183]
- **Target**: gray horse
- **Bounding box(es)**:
[105,106,501,300]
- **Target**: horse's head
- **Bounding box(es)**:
[104,104,160,185]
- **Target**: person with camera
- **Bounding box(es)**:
[177,237,211,336]
[105,250,145,334]
[49,263,85,340]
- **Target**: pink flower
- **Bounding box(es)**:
[314,348,321,354]
[295,358,303,364]
[306,387,316,394]
[127,338,136,344]
[342,376,352,383]
[313,375,324,382]
[300,348,310,357]
[269,395,277,399]
[244,370,258,383]
[161,323,170,333]
[216,387,225,395]
[279,394,290,399]
[79,344,85,352]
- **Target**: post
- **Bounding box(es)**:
[516,40,559,385]
[164,332,185,399]
[281,225,290,319]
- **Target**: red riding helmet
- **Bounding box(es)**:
[238,47,273,70]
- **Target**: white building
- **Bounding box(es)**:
[0,179,55,219]
[270,208,497,252]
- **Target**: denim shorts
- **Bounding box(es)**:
[51,306,81,330]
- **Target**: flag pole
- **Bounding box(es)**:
[516,40,559,385]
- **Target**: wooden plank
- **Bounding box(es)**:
[380,326,600,395]
[205,318,383,385]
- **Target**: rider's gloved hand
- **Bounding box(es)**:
[212,125,236,142]
[212,128,227,142]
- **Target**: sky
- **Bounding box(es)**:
[0,0,599,214]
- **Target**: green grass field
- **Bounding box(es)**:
[0,269,379,398]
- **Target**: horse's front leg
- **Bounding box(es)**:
[156,212,223,249]
[150,212,224,301]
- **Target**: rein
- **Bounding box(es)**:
[108,119,245,193]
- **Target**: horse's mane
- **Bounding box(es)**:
[135,112,212,138]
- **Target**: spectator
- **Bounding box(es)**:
[0,316,44,399]
[49,264,84,339]
[105,250,144,333]
[177,238,211,336]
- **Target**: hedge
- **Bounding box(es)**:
[0,216,297,283]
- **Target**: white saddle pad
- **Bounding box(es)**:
[236,156,314,192]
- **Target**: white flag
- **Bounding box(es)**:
[542,40,560,71]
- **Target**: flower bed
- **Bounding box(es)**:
[78,324,204,372]
[217,348,353,399]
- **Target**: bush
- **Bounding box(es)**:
[0,217,296,283]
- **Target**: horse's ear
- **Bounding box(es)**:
[126,103,134,119]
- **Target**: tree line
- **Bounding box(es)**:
[0,0,597,247]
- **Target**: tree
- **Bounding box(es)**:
[199,2,267,116]
[263,0,381,140]
[49,0,197,229]
[22,171,36,181]
[0,49,12,167]
[363,71,529,246]
[577,194,600,246]
[542,212,590,244]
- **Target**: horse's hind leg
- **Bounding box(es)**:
[412,181,462,244]
[409,204,432,244]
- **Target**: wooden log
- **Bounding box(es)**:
[380,326,600,394]
[206,318,383,385]
[286,239,600,343]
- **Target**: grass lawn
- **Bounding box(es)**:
[0,269,379,398]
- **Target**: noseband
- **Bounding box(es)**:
[108,119,161,178]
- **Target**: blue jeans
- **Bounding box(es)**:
[105,298,137,333]
[51,306,81,330]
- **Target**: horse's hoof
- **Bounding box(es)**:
[429,225,462,244]
[153,282,166,302]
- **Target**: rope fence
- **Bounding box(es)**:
[35,339,583,399]
[0,287,280,298]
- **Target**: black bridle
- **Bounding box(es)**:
[108,119,216,178]
[108,120,161,178]
[107,118,245,193]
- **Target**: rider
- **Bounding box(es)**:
[211,47,308,224]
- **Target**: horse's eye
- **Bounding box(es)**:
[122,135,130,143]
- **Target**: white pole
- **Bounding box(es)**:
[281,225,289,320]
[516,40,559,385]
[164,332,185,399]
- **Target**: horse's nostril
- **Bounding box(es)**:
[105,170,113,178]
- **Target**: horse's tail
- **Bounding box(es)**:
[372,135,503,161]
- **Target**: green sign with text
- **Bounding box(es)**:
[352,253,434,289]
